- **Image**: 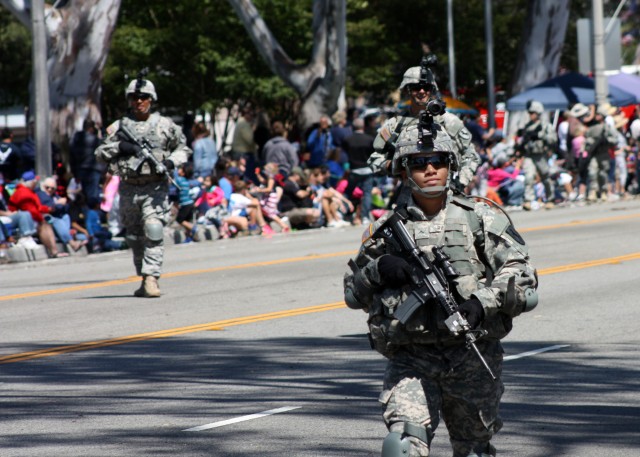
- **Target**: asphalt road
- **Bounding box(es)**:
[1,199,639,457]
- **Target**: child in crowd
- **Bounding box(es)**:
[175,162,200,242]
[228,180,274,235]
[252,163,290,232]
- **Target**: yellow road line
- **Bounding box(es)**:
[2,252,639,365]
[0,302,345,365]
[0,251,356,302]
[520,212,640,232]
[3,212,638,303]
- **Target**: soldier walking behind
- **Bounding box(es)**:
[515,100,557,209]
[344,117,538,456]
[96,74,191,297]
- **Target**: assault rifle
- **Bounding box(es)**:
[373,210,497,380]
[117,123,179,187]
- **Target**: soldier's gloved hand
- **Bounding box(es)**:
[459,298,485,329]
[377,254,414,288]
[162,159,175,171]
[119,141,141,156]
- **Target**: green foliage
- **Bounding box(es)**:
[0,8,31,106]
[1,0,634,125]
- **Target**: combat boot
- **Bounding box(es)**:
[143,275,161,298]
[133,278,146,297]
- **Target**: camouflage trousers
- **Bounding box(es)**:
[379,339,504,457]
[522,154,553,203]
[587,152,611,197]
[119,180,170,278]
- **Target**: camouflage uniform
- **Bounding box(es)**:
[344,190,538,456]
[517,109,558,204]
[585,116,618,200]
[370,112,479,187]
[96,113,191,280]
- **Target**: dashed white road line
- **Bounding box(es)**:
[183,406,301,432]
[183,345,569,432]
[504,344,570,361]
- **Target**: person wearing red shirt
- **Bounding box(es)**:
[8,171,67,257]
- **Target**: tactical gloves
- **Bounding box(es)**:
[377,254,414,288]
[459,298,484,329]
[118,141,141,156]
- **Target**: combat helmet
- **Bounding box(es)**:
[125,76,157,101]
[399,66,437,92]
[392,120,457,197]
[526,100,544,114]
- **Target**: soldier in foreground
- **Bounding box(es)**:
[368,56,480,190]
[96,73,191,297]
[344,115,538,456]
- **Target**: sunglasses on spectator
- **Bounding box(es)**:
[408,155,450,169]
[408,84,433,92]
[44,186,55,190]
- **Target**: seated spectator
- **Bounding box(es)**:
[8,171,68,258]
[251,163,290,232]
[229,180,274,235]
[278,167,321,230]
[0,185,38,248]
[487,156,525,209]
[36,176,87,251]
[82,196,126,253]
[308,167,352,227]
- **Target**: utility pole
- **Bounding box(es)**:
[484,0,496,128]
[592,0,607,106]
[447,0,457,99]
[31,0,52,177]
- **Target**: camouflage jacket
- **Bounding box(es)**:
[95,112,191,182]
[585,122,619,158]
[519,119,557,156]
[343,191,538,357]
[368,111,480,186]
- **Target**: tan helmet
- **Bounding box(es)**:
[125,78,157,101]
[391,122,457,176]
[527,100,544,114]
[399,66,421,91]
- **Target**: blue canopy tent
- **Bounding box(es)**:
[608,72,640,101]
[506,72,637,111]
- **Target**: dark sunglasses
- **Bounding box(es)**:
[44,186,55,191]
[408,83,433,92]
[129,93,151,101]
[408,155,449,169]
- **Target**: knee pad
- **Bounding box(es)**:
[382,423,433,457]
[381,432,411,457]
[144,219,164,242]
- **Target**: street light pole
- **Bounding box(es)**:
[484,0,496,128]
[31,0,52,177]
[447,0,457,99]
[592,0,607,106]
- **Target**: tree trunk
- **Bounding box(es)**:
[507,0,571,134]
[510,0,571,95]
[227,0,346,130]
[1,0,120,146]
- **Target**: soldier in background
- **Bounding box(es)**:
[584,104,619,202]
[344,120,537,457]
[368,62,480,190]
[95,74,191,297]
[515,100,557,210]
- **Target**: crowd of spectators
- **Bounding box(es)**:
[4,98,640,264]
